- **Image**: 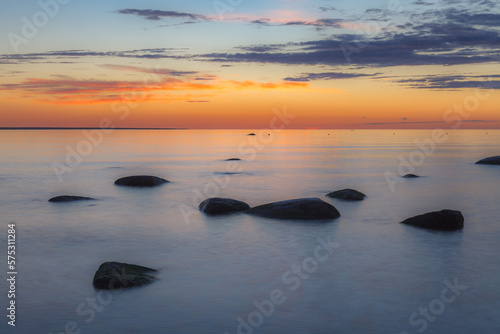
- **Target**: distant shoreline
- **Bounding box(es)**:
[0,127,188,130]
[0,127,498,130]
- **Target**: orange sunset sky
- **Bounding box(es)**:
[0,0,499,129]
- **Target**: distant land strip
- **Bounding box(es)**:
[0,127,188,130]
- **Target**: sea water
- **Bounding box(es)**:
[0,129,499,334]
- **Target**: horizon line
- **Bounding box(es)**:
[0,127,499,131]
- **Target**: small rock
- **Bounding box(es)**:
[400,210,464,231]
[327,189,366,201]
[225,158,241,161]
[247,133,256,136]
[403,174,420,178]
[49,196,96,203]
[199,197,250,215]
[247,198,340,220]
[475,156,500,165]
[93,262,158,290]
[114,175,169,187]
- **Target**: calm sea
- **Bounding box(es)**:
[0,129,499,334]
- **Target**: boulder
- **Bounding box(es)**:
[199,197,250,215]
[93,262,158,290]
[475,156,500,165]
[49,196,96,203]
[403,174,420,178]
[327,189,366,201]
[247,198,340,220]
[400,210,464,231]
[114,175,169,187]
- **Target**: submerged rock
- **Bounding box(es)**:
[199,197,250,215]
[400,210,464,231]
[475,156,500,165]
[93,262,158,290]
[327,189,366,201]
[49,196,96,203]
[403,174,420,178]
[247,198,340,220]
[114,175,169,187]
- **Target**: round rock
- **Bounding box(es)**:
[49,196,96,202]
[93,262,158,290]
[199,197,250,215]
[475,156,500,165]
[400,209,464,231]
[327,189,366,201]
[247,198,340,220]
[114,175,169,187]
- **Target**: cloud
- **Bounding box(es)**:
[0,76,313,105]
[284,72,376,82]
[98,64,198,77]
[396,75,500,90]
[412,1,435,5]
[116,9,208,21]
[196,20,500,67]
[0,49,187,64]
[115,7,363,30]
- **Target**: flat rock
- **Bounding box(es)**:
[199,197,250,215]
[49,195,96,202]
[327,189,366,201]
[400,209,464,231]
[114,175,169,187]
[247,198,340,220]
[403,174,420,178]
[475,156,500,165]
[93,262,158,290]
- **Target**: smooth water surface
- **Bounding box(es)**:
[0,129,499,334]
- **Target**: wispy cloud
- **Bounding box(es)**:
[284,72,377,82]
[116,9,208,21]
[0,76,314,105]
[115,8,363,30]
[396,75,500,90]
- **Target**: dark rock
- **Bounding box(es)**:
[225,158,241,161]
[247,133,256,136]
[199,197,250,215]
[247,198,340,220]
[114,175,169,187]
[403,174,420,178]
[93,262,158,290]
[49,196,96,203]
[400,210,464,231]
[327,189,366,201]
[475,156,500,165]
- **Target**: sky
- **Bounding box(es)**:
[0,0,499,129]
